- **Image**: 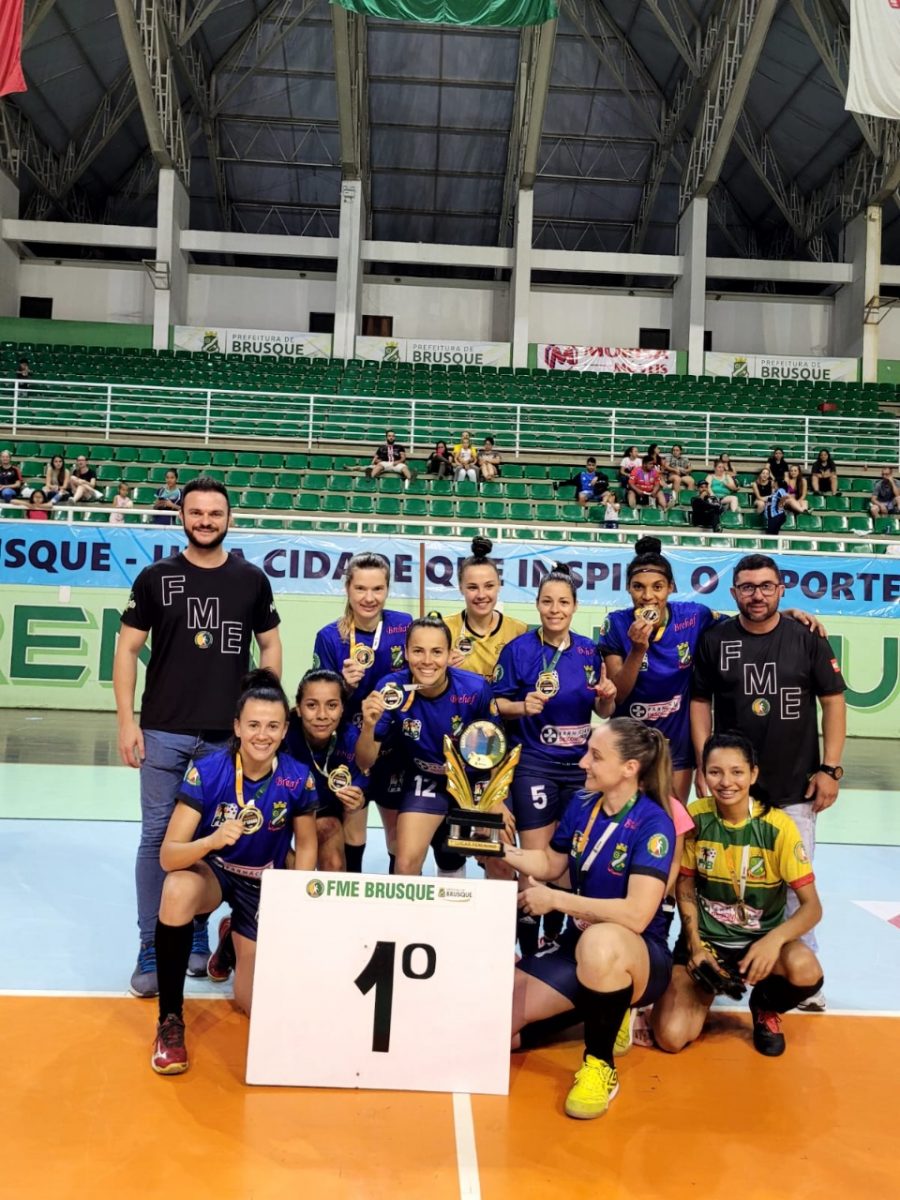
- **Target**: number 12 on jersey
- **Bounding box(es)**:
[247,870,518,1094]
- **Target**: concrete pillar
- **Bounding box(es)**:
[833,206,881,382]
[509,188,533,369]
[0,171,21,317]
[153,168,190,350]
[672,197,708,375]
[333,179,365,361]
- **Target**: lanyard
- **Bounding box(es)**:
[574,793,638,887]
[651,607,670,643]
[350,617,383,657]
[235,752,276,810]
[304,732,337,779]
[539,629,569,673]
[723,799,755,909]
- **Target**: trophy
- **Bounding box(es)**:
[443,720,521,857]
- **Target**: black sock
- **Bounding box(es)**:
[542,908,564,943]
[344,843,365,873]
[430,827,465,874]
[577,982,633,1067]
[517,915,540,958]
[155,918,193,1023]
[751,975,824,1014]
[388,853,396,875]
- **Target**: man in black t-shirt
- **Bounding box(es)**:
[370,429,411,482]
[690,553,846,1007]
[114,476,282,997]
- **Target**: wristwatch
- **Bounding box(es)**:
[818,763,844,780]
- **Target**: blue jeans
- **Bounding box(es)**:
[0,487,18,500]
[135,730,225,943]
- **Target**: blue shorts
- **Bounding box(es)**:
[399,770,451,817]
[509,757,585,831]
[207,859,262,942]
[517,925,673,1008]
[367,755,405,812]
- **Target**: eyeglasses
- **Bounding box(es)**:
[734,582,780,597]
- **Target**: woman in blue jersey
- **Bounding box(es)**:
[600,537,824,802]
[150,670,319,1076]
[312,552,413,869]
[357,615,496,877]
[284,669,368,872]
[506,718,675,1120]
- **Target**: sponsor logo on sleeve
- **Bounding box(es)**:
[647,833,669,858]
[794,840,810,864]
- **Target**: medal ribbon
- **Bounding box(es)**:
[350,617,384,660]
[539,629,568,674]
[235,752,277,811]
[304,732,337,780]
[574,793,639,891]
[723,800,755,919]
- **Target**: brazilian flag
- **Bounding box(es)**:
[333,0,556,27]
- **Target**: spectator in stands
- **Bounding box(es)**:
[22,488,50,520]
[618,446,642,494]
[453,430,478,484]
[370,429,412,483]
[869,466,900,519]
[691,480,723,531]
[716,453,736,474]
[110,482,134,525]
[152,469,183,526]
[478,436,502,482]
[60,454,102,505]
[15,358,31,392]
[627,458,668,510]
[0,450,24,502]
[764,487,789,535]
[810,449,839,496]
[704,461,739,513]
[664,444,694,503]
[750,467,776,514]
[43,454,70,503]
[426,441,452,479]
[554,456,609,504]
[644,443,663,470]
[768,448,790,487]
[784,465,809,514]
[601,491,620,529]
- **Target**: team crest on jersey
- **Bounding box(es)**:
[185,765,200,786]
[609,843,628,874]
[698,845,717,871]
[794,840,810,864]
[126,595,136,610]
[304,774,316,790]
[269,800,288,830]
[752,697,770,716]
[647,833,669,858]
[390,645,405,669]
[213,802,239,825]
[749,854,766,879]
[492,663,504,683]
[639,652,649,672]
[676,642,692,668]
[402,718,422,740]
[583,665,597,686]
[194,630,213,649]
[450,715,464,737]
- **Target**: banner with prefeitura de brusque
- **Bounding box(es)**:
[355,336,511,367]
[173,326,332,358]
[1,525,899,734]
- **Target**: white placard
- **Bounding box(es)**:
[247,871,517,1095]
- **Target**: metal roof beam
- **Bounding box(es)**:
[0,100,96,221]
[23,0,58,46]
[212,0,317,117]
[179,0,227,45]
[331,5,371,230]
[643,0,698,71]
[680,0,777,206]
[499,18,556,245]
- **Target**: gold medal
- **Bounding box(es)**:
[735,902,749,925]
[456,637,473,656]
[328,764,353,792]
[636,606,660,624]
[354,644,376,669]
[381,681,406,710]
[535,670,560,698]
[239,805,264,834]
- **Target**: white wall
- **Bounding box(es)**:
[0,173,19,318]
[18,260,153,324]
[187,268,337,330]
[878,309,900,359]
[362,278,508,341]
[529,288,671,347]
[706,293,832,356]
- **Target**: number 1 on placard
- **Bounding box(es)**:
[354,941,437,1053]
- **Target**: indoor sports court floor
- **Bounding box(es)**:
[1,712,898,1200]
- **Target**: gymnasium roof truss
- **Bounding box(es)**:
[499,17,556,246]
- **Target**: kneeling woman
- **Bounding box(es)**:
[285,669,368,872]
[652,732,823,1058]
[151,670,319,1076]
[506,719,675,1120]
[357,615,495,877]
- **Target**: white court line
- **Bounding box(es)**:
[452,1092,481,1200]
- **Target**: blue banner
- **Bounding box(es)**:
[1,524,898,617]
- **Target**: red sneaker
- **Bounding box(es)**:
[151,1014,189,1075]
[207,916,235,983]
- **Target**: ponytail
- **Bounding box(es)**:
[607,717,673,818]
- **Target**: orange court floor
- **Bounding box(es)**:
[2,996,897,1200]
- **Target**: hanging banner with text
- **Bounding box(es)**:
[537,346,677,374]
[174,326,333,358]
[355,337,511,367]
[705,352,859,383]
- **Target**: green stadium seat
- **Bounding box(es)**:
[375,496,403,516]
[294,493,321,512]
[303,472,328,491]
[481,500,508,521]
[121,466,147,483]
[284,453,308,470]
[378,475,404,493]
[457,499,479,520]
[847,516,873,535]
[559,504,584,522]
[506,482,529,500]
[640,507,667,525]
[349,495,374,515]
[240,490,267,509]
[797,514,823,532]
[821,515,848,533]
[430,499,454,519]
[824,495,851,511]
[186,450,210,467]
[147,467,170,484]
[212,451,236,468]
[268,494,293,511]
[508,501,533,522]
[236,452,261,468]
[719,511,744,529]
[404,498,428,518]
[321,493,346,514]
[329,475,354,494]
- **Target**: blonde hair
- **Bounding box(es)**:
[337,552,391,641]
[607,717,673,819]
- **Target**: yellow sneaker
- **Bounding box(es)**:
[614,1008,634,1057]
[564,1055,619,1120]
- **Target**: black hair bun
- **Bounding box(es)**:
[240,667,281,693]
[551,561,572,576]
[635,536,663,556]
[471,535,493,558]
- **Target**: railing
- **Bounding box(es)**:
[2,377,899,468]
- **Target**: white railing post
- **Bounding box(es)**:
[704,411,711,465]
[308,394,315,450]
[11,380,19,435]
[514,404,521,456]
[204,390,213,444]
[609,408,616,461]
[105,384,113,440]
[410,398,417,454]
[802,416,810,468]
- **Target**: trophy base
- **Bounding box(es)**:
[444,807,505,857]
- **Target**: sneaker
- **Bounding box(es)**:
[130,942,158,998]
[564,1055,619,1120]
[750,1005,786,1057]
[207,916,235,983]
[796,989,826,1013]
[614,1008,635,1057]
[151,1014,189,1075]
[186,922,210,977]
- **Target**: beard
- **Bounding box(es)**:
[184,522,228,551]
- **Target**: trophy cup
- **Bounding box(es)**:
[443,720,521,856]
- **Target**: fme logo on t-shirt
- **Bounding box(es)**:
[161,576,243,654]
[719,642,802,718]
